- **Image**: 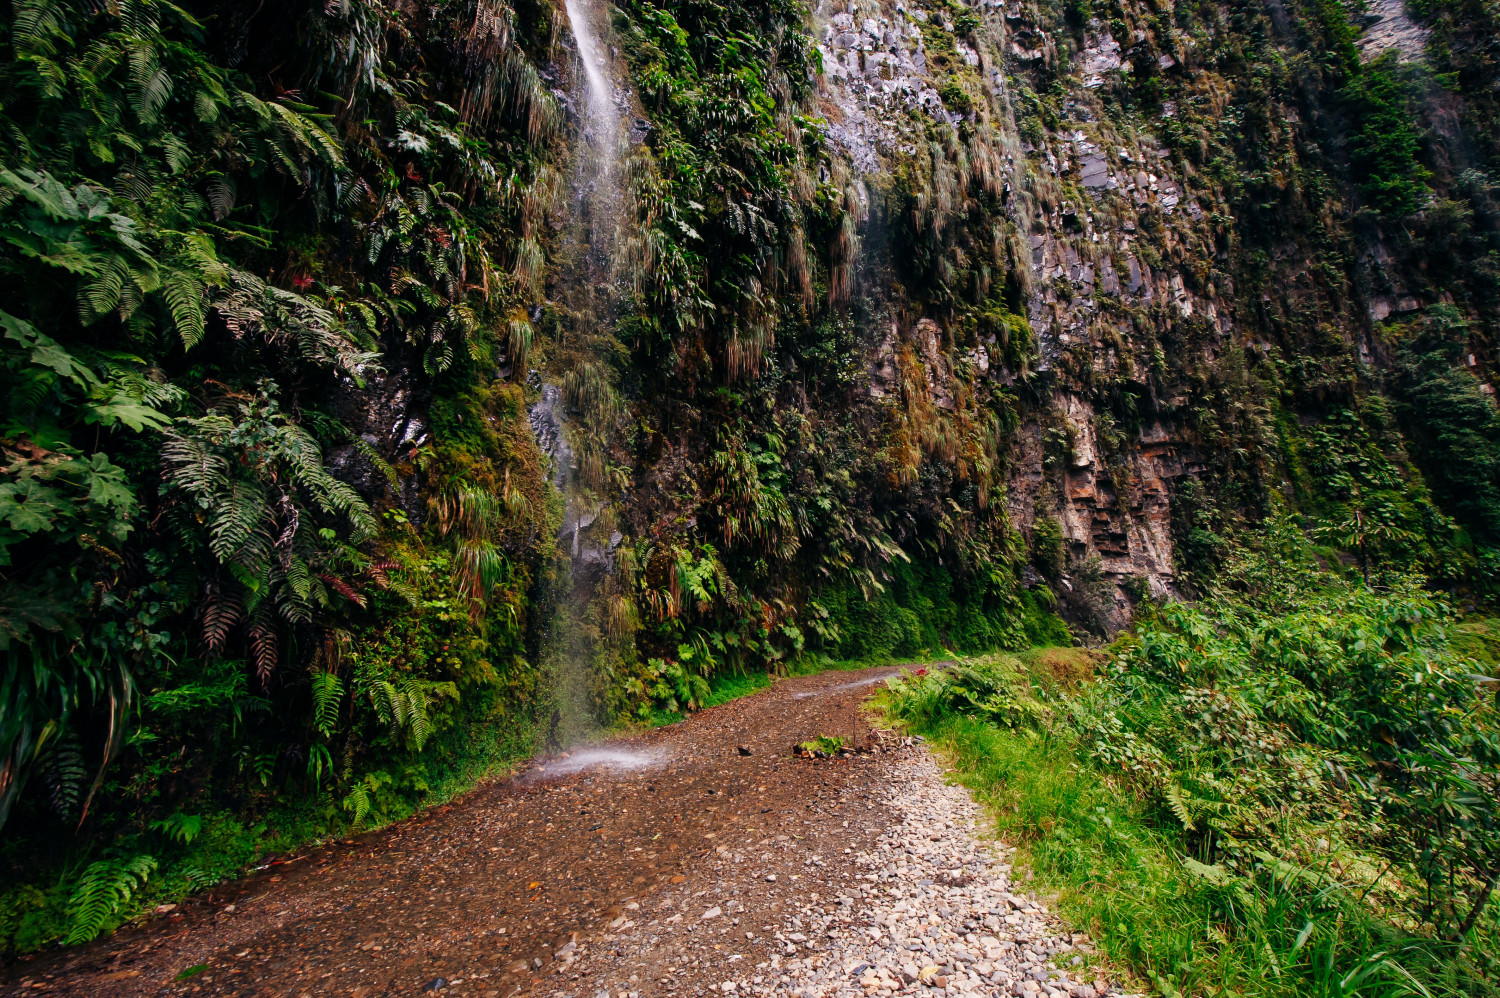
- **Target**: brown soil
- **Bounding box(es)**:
[1,665,936,998]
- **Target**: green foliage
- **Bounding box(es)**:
[1285,401,1476,586]
[162,385,381,678]
[795,734,847,757]
[885,537,1500,995]
[1019,587,1073,647]
[613,0,838,379]
[886,657,1052,732]
[0,0,557,953]
[149,812,203,845]
[633,657,712,717]
[1343,54,1432,216]
[937,78,974,114]
[1383,307,1500,558]
[341,770,393,828]
[909,713,1487,998]
[1030,516,1066,581]
[65,853,156,944]
[811,559,1035,662]
[1170,479,1230,587]
[1090,548,1498,941]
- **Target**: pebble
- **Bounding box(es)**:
[701,751,1135,998]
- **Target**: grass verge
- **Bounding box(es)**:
[919,714,1475,998]
[880,638,1497,998]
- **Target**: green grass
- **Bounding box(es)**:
[888,702,1490,998]
[701,670,776,705]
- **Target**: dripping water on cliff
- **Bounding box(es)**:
[528,0,631,749]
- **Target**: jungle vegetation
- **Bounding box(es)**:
[0,0,1497,984]
[884,528,1500,996]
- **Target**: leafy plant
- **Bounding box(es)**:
[150,813,203,845]
[1343,54,1432,216]
[64,854,156,944]
[794,734,846,757]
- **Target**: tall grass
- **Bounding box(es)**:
[921,714,1487,998]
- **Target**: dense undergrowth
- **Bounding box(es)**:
[883,531,1500,998]
[2,0,1500,973]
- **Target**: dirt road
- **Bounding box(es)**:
[1,667,914,996]
[3,665,1117,998]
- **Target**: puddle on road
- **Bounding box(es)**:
[531,747,669,777]
[791,675,892,699]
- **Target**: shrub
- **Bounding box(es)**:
[883,538,1500,993]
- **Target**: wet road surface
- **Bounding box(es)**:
[1,665,931,997]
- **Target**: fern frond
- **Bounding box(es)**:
[343,782,371,826]
[1165,782,1195,831]
[350,437,399,491]
[162,270,206,348]
[285,555,312,601]
[207,479,268,562]
[40,729,85,820]
[65,854,157,945]
[317,572,365,608]
[11,0,67,58]
[78,255,130,326]
[199,587,242,654]
[127,41,173,124]
[161,423,231,499]
[249,616,278,682]
[310,672,343,738]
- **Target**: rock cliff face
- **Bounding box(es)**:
[812,0,1234,612]
[801,0,1498,625]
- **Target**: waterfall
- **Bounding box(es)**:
[563,0,624,267]
[564,0,621,176]
[528,0,628,750]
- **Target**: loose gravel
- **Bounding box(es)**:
[546,750,1127,998]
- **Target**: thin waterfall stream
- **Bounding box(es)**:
[529,0,630,753]
[564,0,622,179]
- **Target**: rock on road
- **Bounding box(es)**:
[2,666,1126,998]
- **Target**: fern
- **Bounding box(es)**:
[350,437,400,491]
[39,728,86,820]
[342,781,372,826]
[115,0,162,38]
[368,679,458,751]
[161,270,206,347]
[310,671,343,738]
[206,479,268,563]
[341,770,392,827]
[150,812,203,844]
[248,613,278,680]
[77,255,131,326]
[1165,782,1196,831]
[10,0,67,58]
[126,41,173,125]
[65,854,157,944]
